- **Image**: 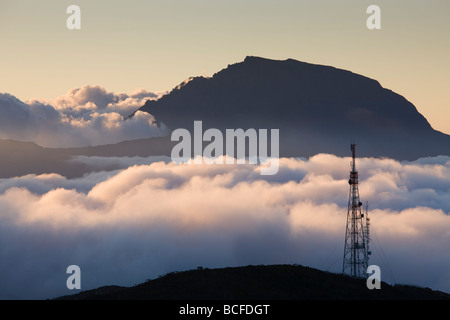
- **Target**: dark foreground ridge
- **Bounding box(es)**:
[55,264,450,300]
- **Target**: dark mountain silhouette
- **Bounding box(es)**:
[137,56,450,159]
[55,264,450,300]
[0,137,175,178]
[1,56,449,178]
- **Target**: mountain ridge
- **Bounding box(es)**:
[55,264,450,300]
[1,56,449,178]
[137,56,448,160]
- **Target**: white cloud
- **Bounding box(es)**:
[0,85,168,147]
[30,84,165,118]
[69,155,171,171]
[0,154,449,299]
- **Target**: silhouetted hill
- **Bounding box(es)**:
[2,57,449,179]
[138,56,450,159]
[0,137,176,178]
[55,264,450,300]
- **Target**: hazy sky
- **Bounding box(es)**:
[1,0,449,133]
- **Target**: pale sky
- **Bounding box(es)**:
[1,0,449,134]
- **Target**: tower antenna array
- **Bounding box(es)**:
[342,144,370,277]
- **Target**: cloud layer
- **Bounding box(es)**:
[0,85,167,147]
[0,154,449,299]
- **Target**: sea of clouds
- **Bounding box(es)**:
[0,154,449,299]
[0,85,167,147]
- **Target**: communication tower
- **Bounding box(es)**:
[342,144,370,277]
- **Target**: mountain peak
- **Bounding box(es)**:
[242,55,307,65]
[243,55,276,62]
[137,56,449,160]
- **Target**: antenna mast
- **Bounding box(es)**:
[342,144,370,277]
